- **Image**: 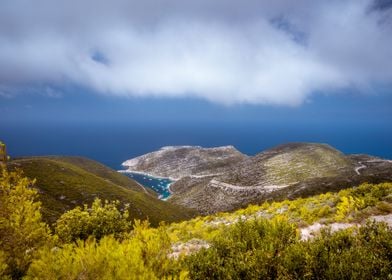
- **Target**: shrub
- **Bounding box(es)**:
[27,221,183,279]
[0,168,51,278]
[186,218,392,280]
[26,236,157,280]
[0,250,10,280]
[186,217,297,280]
[55,198,130,243]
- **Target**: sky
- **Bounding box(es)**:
[0,0,391,124]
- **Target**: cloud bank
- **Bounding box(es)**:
[0,0,391,105]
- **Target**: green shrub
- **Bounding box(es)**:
[186,217,297,280]
[0,250,10,280]
[0,168,51,278]
[26,236,157,280]
[55,198,130,243]
[301,222,392,279]
[186,218,392,280]
[27,221,183,279]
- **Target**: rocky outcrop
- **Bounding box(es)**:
[122,145,247,179]
[123,143,392,214]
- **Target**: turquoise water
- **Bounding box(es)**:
[123,172,173,200]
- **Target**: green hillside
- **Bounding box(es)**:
[168,182,392,242]
[1,166,391,279]
[7,156,196,225]
[169,143,392,214]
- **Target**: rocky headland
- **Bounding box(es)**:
[123,143,392,214]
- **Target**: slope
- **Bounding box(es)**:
[121,143,392,214]
[7,156,196,224]
[122,145,247,179]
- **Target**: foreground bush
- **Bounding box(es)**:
[2,168,392,279]
[55,198,130,243]
[186,218,392,280]
[26,221,185,279]
[0,169,51,278]
[284,221,392,279]
[26,236,156,280]
[186,217,298,279]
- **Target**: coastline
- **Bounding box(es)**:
[167,182,173,195]
[119,169,176,200]
[160,183,174,201]
[118,169,179,181]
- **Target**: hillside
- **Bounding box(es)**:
[10,178,392,279]
[221,143,352,185]
[123,143,392,214]
[7,156,196,224]
[122,145,247,179]
[2,165,392,279]
[167,182,392,242]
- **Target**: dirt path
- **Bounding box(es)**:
[355,161,367,175]
[354,159,392,175]
[208,179,289,192]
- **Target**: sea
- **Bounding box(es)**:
[1,121,391,198]
[122,172,173,199]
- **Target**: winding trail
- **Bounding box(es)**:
[355,159,392,175]
[355,162,367,175]
[208,179,289,193]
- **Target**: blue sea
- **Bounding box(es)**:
[123,172,172,199]
[1,121,391,197]
[1,121,391,168]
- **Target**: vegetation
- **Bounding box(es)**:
[0,166,391,279]
[0,169,51,278]
[0,141,8,164]
[7,156,196,224]
[165,181,392,243]
[261,143,352,184]
[55,198,130,243]
[186,219,392,280]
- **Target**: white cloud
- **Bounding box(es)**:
[0,0,391,105]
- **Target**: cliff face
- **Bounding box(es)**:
[123,143,392,214]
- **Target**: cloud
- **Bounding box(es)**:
[0,0,391,105]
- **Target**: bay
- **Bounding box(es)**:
[122,172,173,200]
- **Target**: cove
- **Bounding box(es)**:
[122,171,173,200]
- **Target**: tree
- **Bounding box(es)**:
[0,141,7,165]
[0,168,51,278]
[26,236,158,280]
[55,198,130,243]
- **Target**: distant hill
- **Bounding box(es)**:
[7,156,196,225]
[122,145,247,179]
[221,143,352,186]
[123,143,392,214]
